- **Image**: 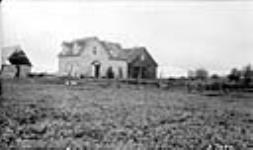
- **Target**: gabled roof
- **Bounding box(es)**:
[119,47,158,67]
[59,37,123,58]
[58,37,158,66]
[59,37,97,57]
[99,41,123,59]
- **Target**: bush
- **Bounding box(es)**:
[106,67,114,79]
[80,74,85,79]
[28,73,35,78]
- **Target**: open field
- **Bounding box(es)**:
[0,78,253,149]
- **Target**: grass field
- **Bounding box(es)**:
[0,78,253,149]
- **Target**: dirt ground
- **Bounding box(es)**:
[0,79,252,149]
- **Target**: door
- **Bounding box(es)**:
[94,64,100,78]
[91,61,101,78]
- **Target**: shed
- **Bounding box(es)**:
[1,46,32,78]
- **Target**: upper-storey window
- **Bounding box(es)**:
[93,47,97,55]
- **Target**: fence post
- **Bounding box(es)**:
[137,67,143,88]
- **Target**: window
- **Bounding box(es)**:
[118,67,123,78]
[93,47,97,55]
[141,54,145,61]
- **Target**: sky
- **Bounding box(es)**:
[1,0,253,77]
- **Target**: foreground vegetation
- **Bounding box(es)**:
[0,79,252,149]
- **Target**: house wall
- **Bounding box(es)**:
[58,39,128,78]
[103,60,127,78]
[146,65,157,79]
[1,65,31,78]
[128,65,157,79]
[58,56,81,77]
[1,65,16,78]
[19,65,32,77]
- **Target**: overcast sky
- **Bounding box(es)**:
[1,0,253,77]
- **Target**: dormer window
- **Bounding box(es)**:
[73,43,80,54]
[141,54,145,61]
[93,47,97,55]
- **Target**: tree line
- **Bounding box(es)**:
[187,64,253,90]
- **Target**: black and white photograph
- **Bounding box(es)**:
[0,0,253,149]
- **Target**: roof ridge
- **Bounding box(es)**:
[62,36,99,45]
[74,36,98,42]
[100,40,122,48]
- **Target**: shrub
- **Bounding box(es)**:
[106,67,114,79]
[80,74,85,79]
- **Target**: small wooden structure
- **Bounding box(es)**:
[1,46,32,78]
[126,47,157,79]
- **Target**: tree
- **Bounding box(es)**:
[8,50,32,66]
[242,64,253,87]
[211,74,219,79]
[195,68,208,80]
[227,68,241,83]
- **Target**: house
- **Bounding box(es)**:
[1,45,32,78]
[58,37,157,79]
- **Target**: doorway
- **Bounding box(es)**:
[94,64,100,78]
[91,61,101,78]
